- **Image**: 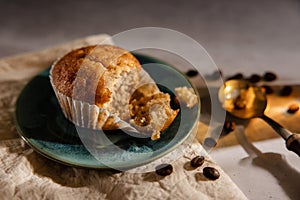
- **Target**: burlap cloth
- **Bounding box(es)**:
[0,34,247,200]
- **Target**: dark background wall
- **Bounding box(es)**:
[1,0,300,78]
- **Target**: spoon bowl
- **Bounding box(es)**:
[218,80,267,119]
[218,79,300,157]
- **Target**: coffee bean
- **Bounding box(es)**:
[186,70,198,77]
[287,103,299,114]
[155,164,173,176]
[221,121,236,136]
[280,86,293,96]
[260,85,273,94]
[263,72,277,82]
[203,167,220,180]
[203,137,217,148]
[190,156,205,168]
[248,74,261,83]
[226,73,244,81]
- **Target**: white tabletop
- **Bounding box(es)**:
[211,126,300,200]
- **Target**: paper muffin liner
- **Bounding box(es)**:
[49,62,139,133]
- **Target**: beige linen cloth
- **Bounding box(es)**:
[0,34,247,200]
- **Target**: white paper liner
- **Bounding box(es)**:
[49,61,139,133]
[48,52,171,136]
[56,87,138,131]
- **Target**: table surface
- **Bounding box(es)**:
[1,0,300,199]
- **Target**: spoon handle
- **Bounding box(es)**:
[286,134,300,157]
[260,115,292,140]
[261,115,300,157]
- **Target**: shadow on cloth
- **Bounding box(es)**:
[26,151,121,187]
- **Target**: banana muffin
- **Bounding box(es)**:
[50,45,179,139]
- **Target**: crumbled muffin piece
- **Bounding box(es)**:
[174,86,197,108]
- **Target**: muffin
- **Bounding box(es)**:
[50,45,179,139]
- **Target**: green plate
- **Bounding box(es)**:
[15,54,200,169]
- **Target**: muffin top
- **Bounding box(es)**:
[50,45,141,106]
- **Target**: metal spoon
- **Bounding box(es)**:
[218,79,300,157]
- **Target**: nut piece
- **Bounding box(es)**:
[155,164,173,176]
[203,167,220,180]
[287,103,299,114]
[190,156,205,168]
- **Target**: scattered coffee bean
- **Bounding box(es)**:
[221,120,236,136]
[263,72,277,82]
[203,137,217,148]
[280,86,293,96]
[186,70,198,77]
[287,103,299,114]
[248,74,261,83]
[203,167,220,180]
[155,164,173,176]
[226,73,244,81]
[190,156,205,168]
[260,85,274,94]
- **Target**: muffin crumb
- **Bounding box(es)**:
[287,103,299,114]
[175,86,197,108]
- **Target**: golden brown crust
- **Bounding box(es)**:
[51,45,141,107]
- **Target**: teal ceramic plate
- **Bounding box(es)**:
[15,54,200,169]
